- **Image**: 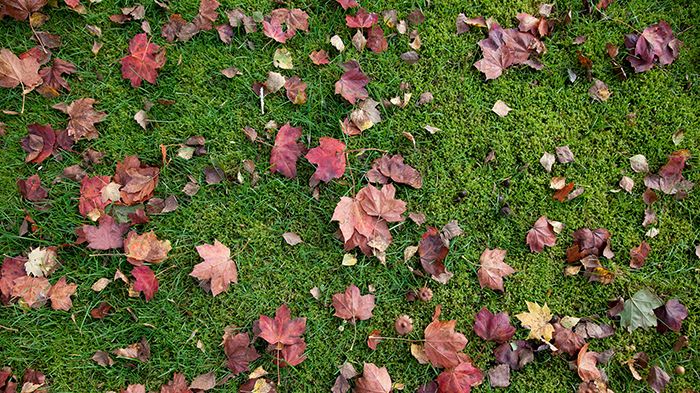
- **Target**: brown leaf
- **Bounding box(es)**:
[189,371,215,390]
[332,284,375,323]
[477,248,514,291]
[17,174,48,201]
[48,276,77,311]
[526,216,556,253]
[355,363,391,393]
[124,231,171,266]
[11,276,50,308]
[52,98,106,140]
[91,350,114,367]
[630,241,650,269]
[0,48,42,89]
[424,306,468,368]
[113,337,150,362]
[474,22,545,80]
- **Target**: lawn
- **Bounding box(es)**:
[0,0,698,392]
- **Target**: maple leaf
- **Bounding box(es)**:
[223,330,259,375]
[625,21,681,73]
[436,361,483,393]
[122,384,146,393]
[332,284,375,323]
[52,98,106,140]
[355,363,391,393]
[620,288,663,332]
[258,304,306,347]
[336,0,358,10]
[21,123,56,164]
[113,155,159,205]
[654,299,687,333]
[477,248,515,291]
[24,246,58,277]
[367,25,388,53]
[309,50,330,65]
[366,155,422,188]
[516,13,550,38]
[161,14,199,42]
[262,8,309,43]
[0,48,42,91]
[1,256,27,304]
[191,240,238,296]
[120,33,166,88]
[79,175,111,219]
[494,340,534,370]
[474,22,545,80]
[83,215,130,250]
[576,343,602,382]
[113,336,151,362]
[39,58,76,92]
[305,137,346,187]
[285,76,307,105]
[335,63,369,104]
[349,98,381,132]
[11,276,51,308]
[419,227,452,284]
[644,149,693,195]
[647,365,670,393]
[357,184,406,222]
[124,231,172,265]
[553,323,585,356]
[132,265,158,301]
[515,301,554,342]
[346,8,378,28]
[424,306,468,368]
[473,307,515,343]
[1,0,48,20]
[160,372,191,393]
[48,276,77,311]
[525,216,556,253]
[17,174,48,201]
[629,241,650,269]
[270,123,305,178]
[192,0,219,31]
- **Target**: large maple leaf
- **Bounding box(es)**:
[436,361,483,393]
[258,304,306,347]
[355,363,391,393]
[120,33,166,88]
[625,21,681,73]
[335,62,369,104]
[477,248,515,291]
[48,276,77,311]
[525,216,556,253]
[270,123,305,178]
[473,307,515,343]
[21,123,56,164]
[190,240,238,296]
[1,0,48,20]
[113,155,159,205]
[0,48,42,89]
[305,137,346,187]
[124,231,171,265]
[223,330,259,374]
[11,275,51,308]
[52,98,106,141]
[357,184,406,222]
[424,306,468,368]
[332,284,376,323]
[474,22,545,80]
[132,265,158,301]
[82,215,130,250]
[619,288,663,332]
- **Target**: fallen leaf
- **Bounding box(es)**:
[625,21,681,73]
[526,216,556,253]
[332,284,375,323]
[654,299,688,333]
[620,288,663,331]
[305,137,346,187]
[553,323,585,356]
[620,176,634,193]
[11,276,50,308]
[189,371,215,390]
[647,365,670,393]
[83,215,129,250]
[120,33,166,88]
[355,363,391,393]
[24,246,58,277]
[424,306,468,368]
[273,47,293,69]
[477,248,514,291]
[494,340,534,370]
[474,22,545,80]
[18,174,48,201]
[191,240,238,296]
[335,62,369,104]
[0,48,42,89]
[576,343,602,382]
[488,364,511,388]
[39,58,76,92]
[629,241,651,269]
[285,76,307,105]
[515,301,554,342]
[473,307,516,343]
[113,336,150,362]
[589,79,611,101]
[540,152,555,172]
[52,98,106,140]
[124,231,171,266]
[492,100,512,117]
[132,265,158,301]
[282,232,302,246]
[555,146,575,163]
[92,350,114,367]
[270,123,305,179]
[418,227,452,284]
[366,154,422,188]
[437,361,483,393]
[22,123,57,164]
[223,330,259,375]
[48,276,77,311]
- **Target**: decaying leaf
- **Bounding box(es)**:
[332,284,375,323]
[191,240,238,296]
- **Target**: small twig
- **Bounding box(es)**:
[260,87,265,115]
[276,348,281,386]
[346,148,388,154]
[29,23,48,54]
[0,324,18,332]
[89,253,124,257]
[155,264,178,277]
[349,323,357,351]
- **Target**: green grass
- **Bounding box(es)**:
[1,0,699,391]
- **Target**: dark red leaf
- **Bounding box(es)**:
[419,227,452,284]
[305,137,346,187]
[473,307,515,343]
[120,33,166,88]
[17,174,48,201]
[654,299,688,333]
[270,123,305,178]
[132,265,158,301]
[21,123,56,164]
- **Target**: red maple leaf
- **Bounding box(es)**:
[474,22,545,80]
[436,361,483,393]
[424,306,468,368]
[473,307,515,343]
[477,248,515,291]
[78,175,111,219]
[270,123,305,178]
[525,216,556,253]
[553,323,584,356]
[192,0,219,31]
[258,304,306,347]
[52,97,106,141]
[113,155,160,205]
[21,123,56,164]
[82,215,130,250]
[11,276,51,308]
[223,330,259,374]
[332,284,376,323]
[366,154,422,188]
[160,372,191,393]
[305,137,346,187]
[355,363,392,393]
[190,240,238,296]
[419,227,452,284]
[346,8,378,28]
[132,265,158,301]
[120,33,166,88]
[309,50,330,65]
[39,58,76,91]
[335,62,369,104]
[367,25,388,53]
[1,256,28,304]
[17,174,48,201]
[1,0,48,21]
[336,0,358,10]
[357,184,406,222]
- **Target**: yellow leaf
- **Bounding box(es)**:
[515,301,554,342]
